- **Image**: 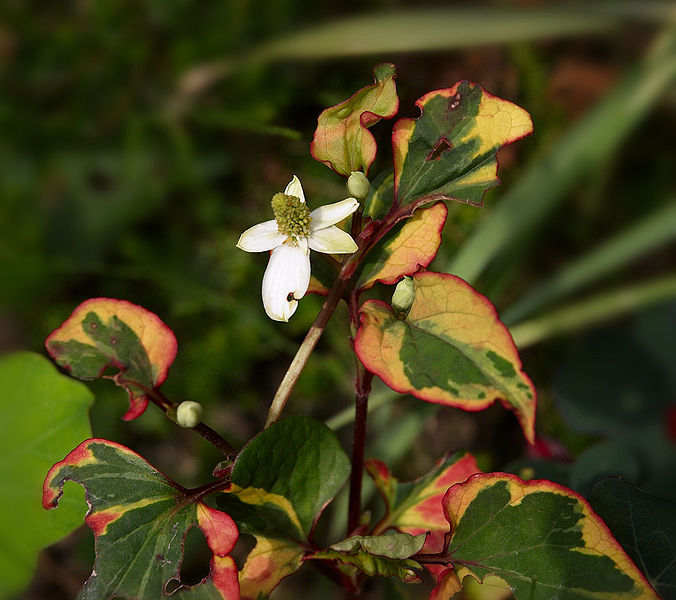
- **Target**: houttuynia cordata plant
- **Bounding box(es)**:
[41,64,660,599]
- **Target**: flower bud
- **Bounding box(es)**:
[347,171,370,201]
[392,276,416,317]
[176,401,203,428]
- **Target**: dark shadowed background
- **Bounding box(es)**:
[1,1,675,598]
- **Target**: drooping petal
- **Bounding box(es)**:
[310,198,359,230]
[261,242,311,322]
[308,225,358,254]
[237,220,286,252]
[284,175,305,203]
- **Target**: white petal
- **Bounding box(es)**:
[284,175,305,203]
[310,198,359,230]
[308,226,358,254]
[236,220,286,252]
[261,243,311,322]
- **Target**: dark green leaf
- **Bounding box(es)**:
[590,478,676,600]
[225,415,350,537]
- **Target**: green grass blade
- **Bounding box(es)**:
[502,200,676,324]
[510,275,676,349]
[250,8,620,61]
[448,29,676,284]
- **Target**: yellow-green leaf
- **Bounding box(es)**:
[437,473,659,599]
[46,298,177,420]
[392,81,532,208]
[355,272,536,443]
[311,63,398,177]
[309,533,425,584]
[238,537,304,600]
[356,201,447,291]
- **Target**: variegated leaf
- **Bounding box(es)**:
[46,298,177,420]
[392,81,532,209]
[355,272,536,443]
[311,63,398,177]
[43,439,238,600]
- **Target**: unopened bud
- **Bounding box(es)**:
[176,401,203,428]
[392,276,416,317]
[347,171,370,201]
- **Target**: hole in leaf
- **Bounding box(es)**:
[231,532,256,569]
[164,578,181,595]
[426,137,453,161]
[178,525,211,587]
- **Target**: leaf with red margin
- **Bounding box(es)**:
[435,473,659,600]
[355,201,447,291]
[355,272,536,443]
[367,452,480,555]
[45,298,177,420]
[43,438,239,600]
[392,81,532,209]
[311,63,398,177]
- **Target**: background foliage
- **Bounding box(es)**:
[1,1,674,598]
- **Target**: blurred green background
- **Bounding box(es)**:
[1,1,675,598]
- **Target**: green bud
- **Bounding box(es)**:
[392,276,416,316]
[176,401,203,428]
[347,171,370,201]
[271,193,311,239]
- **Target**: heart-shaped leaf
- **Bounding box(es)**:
[43,438,239,599]
[311,63,398,177]
[46,298,177,420]
[437,473,658,599]
[355,201,447,291]
[392,81,532,209]
[218,416,350,599]
[355,272,536,443]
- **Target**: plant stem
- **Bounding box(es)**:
[193,423,237,457]
[265,280,347,427]
[145,388,236,456]
[264,204,406,427]
[347,364,373,535]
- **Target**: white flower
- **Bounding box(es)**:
[237,175,359,322]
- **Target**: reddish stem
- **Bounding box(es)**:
[347,363,373,535]
[144,387,237,457]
